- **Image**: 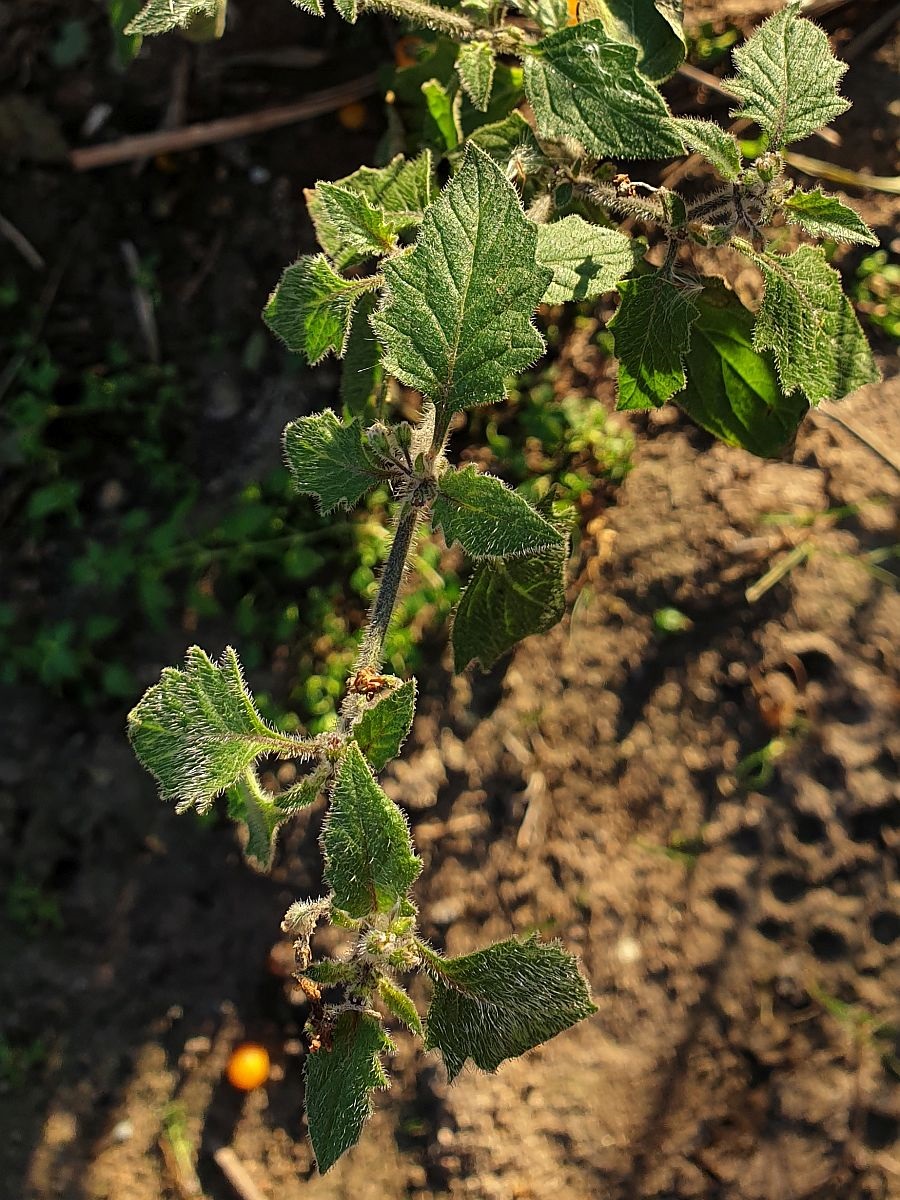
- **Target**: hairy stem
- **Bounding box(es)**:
[353,500,426,674]
[359,0,527,54]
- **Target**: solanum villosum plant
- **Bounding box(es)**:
[125,0,880,1172]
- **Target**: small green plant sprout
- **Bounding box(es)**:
[126,0,881,1171]
[0,1035,46,1090]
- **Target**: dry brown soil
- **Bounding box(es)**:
[1,1,899,1199]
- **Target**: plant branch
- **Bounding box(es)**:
[352,500,426,675]
[359,0,527,53]
[70,74,379,170]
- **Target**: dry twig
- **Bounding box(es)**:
[71,74,379,171]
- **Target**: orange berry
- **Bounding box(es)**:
[337,103,367,131]
[566,0,578,24]
[226,1043,270,1091]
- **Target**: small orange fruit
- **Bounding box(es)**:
[226,1043,270,1091]
[337,103,367,131]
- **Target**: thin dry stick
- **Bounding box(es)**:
[71,74,379,171]
[212,1146,268,1200]
[0,210,45,270]
[843,0,900,59]
[811,406,900,477]
[121,239,161,363]
[784,150,900,193]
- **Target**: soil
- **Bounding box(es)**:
[1,2,898,1199]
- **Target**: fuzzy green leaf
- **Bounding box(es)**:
[125,0,217,35]
[726,1,849,149]
[128,646,311,814]
[264,255,371,364]
[303,958,360,986]
[109,0,145,60]
[424,935,596,1080]
[293,0,325,16]
[673,117,741,180]
[324,743,421,918]
[783,188,877,246]
[305,1011,392,1173]
[610,273,700,410]
[276,766,329,813]
[677,280,808,457]
[377,976,424,1035]
[306,155,433,270]
[226,771,286,872]
[456,42,496,112]
[372,145,550,414]
[340,293,383,418]
[452,544,567,672]
[352,679,417,771]
[536,217,638,304]
[434,466,564,559]
[579,0,686,82]
[332,0,358,22]
[315,185,402,260]
[753,245,880,404]
[283,410,379,514]
[523,22,684,160]
[465,111,546,175]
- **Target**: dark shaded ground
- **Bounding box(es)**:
[1,2,898,1198]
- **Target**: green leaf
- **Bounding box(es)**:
[452,544,567,672]
[352,679,417,771]
[128,646,311,814]
[323,743,421,918]
[292,0,325,16]
[373,145,549,415]
[305,1011,392,1173]
[305,154,433,270]
[753,245,880,404]
[276,766,329,813]
[456,42,496,112]
[377,976,423,1036]
[178,0,226,41]
[283,410,379,514]
[726,1,849,149]
[226,770,286,872]
[673,118,741,180]
[434,466,564,560]
[332,0,358,22]
[783,188,878,246]
[124,0,216,35]
[424,934,596,1080]
[107,0,144,63]
[263,255,372,364]
[677,280,808,457]
[609,272,700,410]
[421,78,460,151]
[536,217,638,304]
[340,293,383,418]
[465,110,545,175]
[579,0,686,82]
[315,184,402,259]
[303,958,359,986]
[523,22,684,160]
[514,0,568,34]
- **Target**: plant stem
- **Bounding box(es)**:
[353,500,425,673]
[360,0,527,54]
